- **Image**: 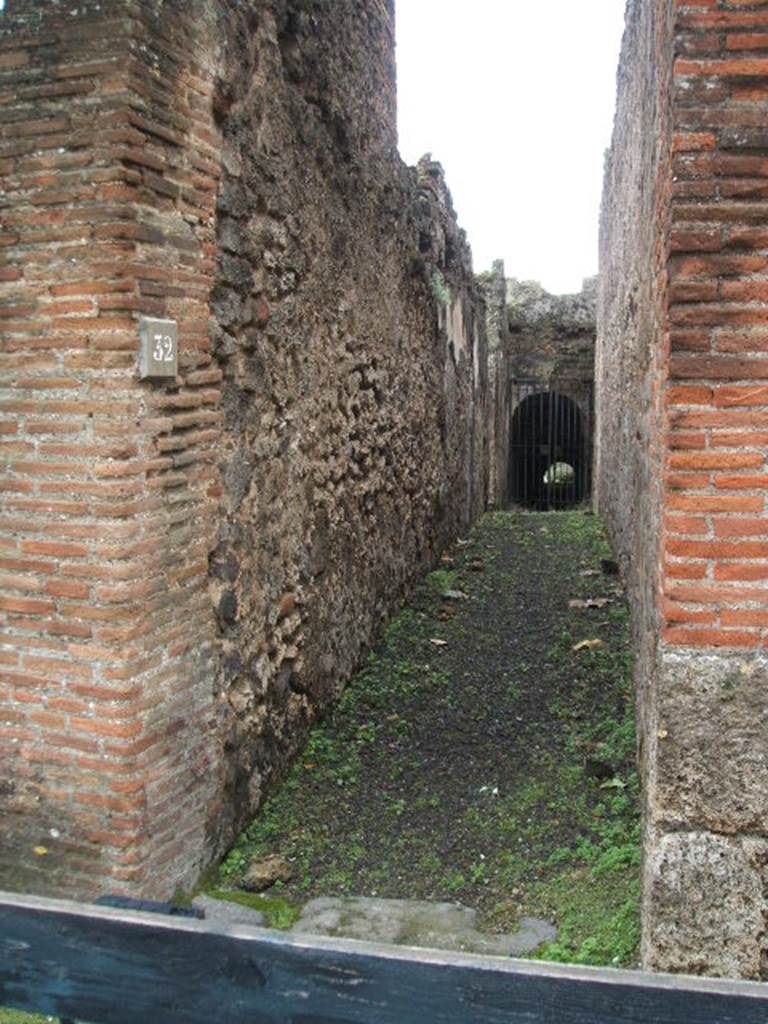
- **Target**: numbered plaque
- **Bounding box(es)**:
[139,317,178,380]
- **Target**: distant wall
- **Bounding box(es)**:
[599,0,768,979]
[495,278,596,507]
[0,0,488,899]
[506,278,596,389]
[479,260,508,505]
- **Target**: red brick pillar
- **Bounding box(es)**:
[656,0,768,979]
[1,0,224,897]
[599,0,768,979]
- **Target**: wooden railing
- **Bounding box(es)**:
[1,891,767,1023]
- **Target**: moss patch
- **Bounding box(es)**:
[0,1011,51,1023]
[205,887,300,930]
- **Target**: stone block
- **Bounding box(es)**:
[643,830,768,979]
[654,652,768,835]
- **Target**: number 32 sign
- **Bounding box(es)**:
[139,317,179,380]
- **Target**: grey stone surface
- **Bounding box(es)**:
[504,277,595,388]
[643,831,768,980]
[290,896,556,957]
[192,894,266,928]
[654,652,768,835]
[506,277,597,334]
[642,652,768,977]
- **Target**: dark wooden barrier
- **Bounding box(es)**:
[2,891,768,1023]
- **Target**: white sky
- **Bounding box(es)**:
[395,2,627,295]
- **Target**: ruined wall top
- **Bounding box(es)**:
[477,259,507,356]
[506,277,597,335]
[502,277,596,388]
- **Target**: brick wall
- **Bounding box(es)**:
[1,0,225,897]
[599,0,768,980]
[1,0,489,899]
[665,1,768,646]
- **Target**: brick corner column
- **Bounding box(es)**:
[650,0,768,980]
[1,0,226,898]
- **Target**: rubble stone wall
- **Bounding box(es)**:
[505,278,596,391]
[208,6,490,844]
[0,0,489,898]
[478,260,508,505]
[598,0,768,979]
[496,278,596,507]
[505,278,595,424]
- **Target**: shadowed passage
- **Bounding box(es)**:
[508,391,589,510]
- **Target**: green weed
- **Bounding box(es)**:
[533,871,640,967]
[442,870,466,893]
[206,888,300,930]
[0,1012,51,1024]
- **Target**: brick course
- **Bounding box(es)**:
[665,2,768,645]
[599,0,768,979]
[1,0,225,897]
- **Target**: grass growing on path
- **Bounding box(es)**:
[210,510,640,966]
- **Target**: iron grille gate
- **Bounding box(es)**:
[507,380,592,511]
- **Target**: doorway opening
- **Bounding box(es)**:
[507,388,590,510]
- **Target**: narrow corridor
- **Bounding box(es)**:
[208,511,640,967]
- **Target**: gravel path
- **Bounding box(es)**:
[213,510,640,965]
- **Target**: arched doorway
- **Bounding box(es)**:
[507,390,589,510]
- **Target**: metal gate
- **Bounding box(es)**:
[507,381,592,511]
